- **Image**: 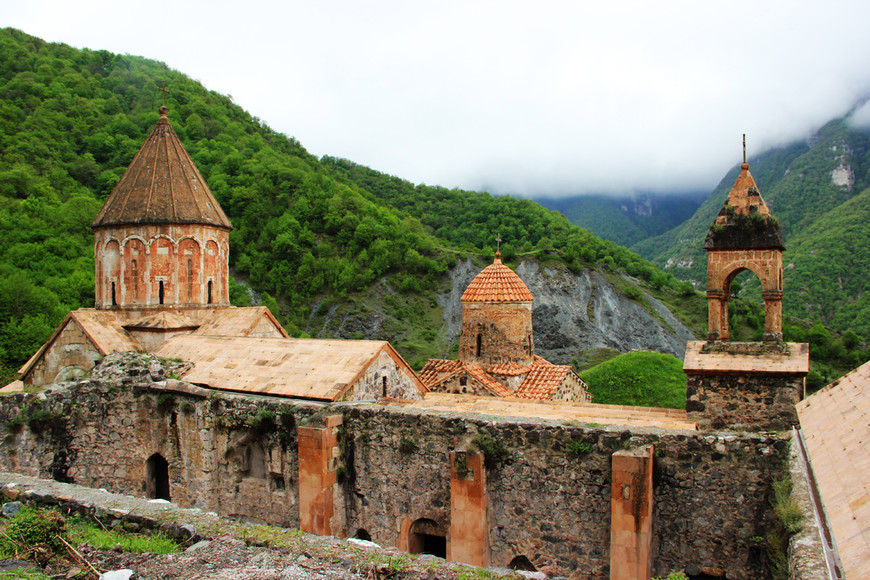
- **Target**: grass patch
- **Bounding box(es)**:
[579,351,686,408]
[67,516,180,554]
[571,347,620,373]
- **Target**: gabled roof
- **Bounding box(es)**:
[123,311,199,332]
[154,335,424,401]
[464,365,515,397]
[486,361,532,376]
[92,107,232,230]
[419,359,514,397]
[419,359,463,385]
[194,306,288,338]
[797,360,870,579]
[703,161,784,250]
[461,253,533,303]
[19,310,142,377]
[515,357,579,399]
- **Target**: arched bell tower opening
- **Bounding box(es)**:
[703,158,784,343]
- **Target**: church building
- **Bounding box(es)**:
[16,107,425,402]
[420,252,591,402]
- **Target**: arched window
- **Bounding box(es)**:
[476,334,482,357]
[131,260,138,296]
[158,281,165,305]
[111,282,117,306]
[207,280,213,304]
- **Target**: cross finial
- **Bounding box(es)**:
[495,233,502,253]
[743,133,746,164]
[159,81,170,107]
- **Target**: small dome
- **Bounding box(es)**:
[461,253,533,302]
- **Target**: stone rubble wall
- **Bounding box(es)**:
[686,372,802,431]
[0,358,791,579]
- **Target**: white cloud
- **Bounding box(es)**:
[5,0,870,196]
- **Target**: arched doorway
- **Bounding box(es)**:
[408,518,446,558]
[145,453,170,501]
[509,555,537,571]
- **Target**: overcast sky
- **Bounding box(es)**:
[7,1,870,197]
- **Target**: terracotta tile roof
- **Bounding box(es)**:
[683,341,809,374]
[797,360,870,580]
[399,393,697,430]
[465,365,514,397]
[515,357,576,400]
[19,309,143,378]
[193,306,288,338]
[461,254,533,303]
[122,311,199,331]
[419,359,463,386]
[486,361,531,376]
[154,335,424,401]
[92,107,232,230]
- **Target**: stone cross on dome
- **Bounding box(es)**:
[495,233,502,258]
[158,81,169,107]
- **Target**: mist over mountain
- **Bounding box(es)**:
[633,117,870,341]
[535,192,706,248]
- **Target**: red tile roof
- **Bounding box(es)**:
[461,254,533,303]
[419,359,463,385]
[465,365,514,397]
[92,107,232,230]
[515,357,581,400]
[420,359,514,398]
[486,361,532,376]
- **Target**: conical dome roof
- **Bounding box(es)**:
[92,107,232,230]
[704,161,784,250]
[461,253,534,302]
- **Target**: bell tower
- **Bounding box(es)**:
[702,138,785,342]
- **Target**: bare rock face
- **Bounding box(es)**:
[438,258,696,364]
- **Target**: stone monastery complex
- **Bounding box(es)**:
[2,107,870,580]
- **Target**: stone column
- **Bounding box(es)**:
[297,415,343,536]
[448,450,489,567]
[762,290,783,341]
[706,290,725,341]
[610,445,654,580]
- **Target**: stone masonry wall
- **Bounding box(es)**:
[0,363,789,579]
[686,372,802,431]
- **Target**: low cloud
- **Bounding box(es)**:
[7,1,870,198]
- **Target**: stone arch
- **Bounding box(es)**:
[177,237,202,305]
[509,555,536,571]
[145,453,170,501]
[123,237,147,305]
[204,240,221,306]
[101,240,121,308]
[150,236,174,306]
[408,518,446,558]
[706,248,783,342]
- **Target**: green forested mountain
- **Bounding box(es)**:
[633,119,870,342]
[534,193,704,248]
[0,28,697,382]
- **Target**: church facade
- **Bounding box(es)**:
[420,253,591,402]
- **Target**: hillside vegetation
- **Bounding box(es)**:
[0,28,700,382]
[578,351,687,409]
[633,120,870,344]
